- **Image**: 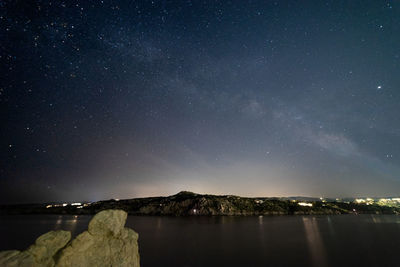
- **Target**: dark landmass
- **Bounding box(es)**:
[1,191,400,216]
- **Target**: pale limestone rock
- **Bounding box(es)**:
[56,209,140,267]
[0,250,36,267]
[111,228,140,266]
[0,230,70,267]
[88,209,127,237]
[0,250,21,263]
[0,209,140,267]
[28,230,71,266]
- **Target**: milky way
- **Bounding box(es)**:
[1,1,400,203]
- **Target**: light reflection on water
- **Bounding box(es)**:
[54,215,62,229]
[52,215,80,236]
[258,215,263,225]
[156,217,162,230]
[1,214,400,266]
[372,215,383,224]
[258,215,266,252]
[302,217,327,267]
[326,216,335,237]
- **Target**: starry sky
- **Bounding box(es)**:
[1,0,400,203]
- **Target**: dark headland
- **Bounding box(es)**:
[1,191,400,216]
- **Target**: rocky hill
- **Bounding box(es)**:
[2,191,400,215]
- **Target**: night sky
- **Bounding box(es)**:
[1,0,400,203]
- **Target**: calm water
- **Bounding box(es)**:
[1,215,400,266]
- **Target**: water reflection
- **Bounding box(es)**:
[258,215,267,252]
[258,215,263,225]
[53,215,85,237]
[156,217,162,230]
[54,215,63,230]
[326,216,335,237]
[67,215,79,236]
[302,217,327,267]
[371,215,383,224]
[3,215,400,266]
[220,216,227,225]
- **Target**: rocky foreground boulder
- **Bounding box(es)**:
[0,209,140,267]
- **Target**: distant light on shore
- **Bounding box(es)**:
[298,202,313,207]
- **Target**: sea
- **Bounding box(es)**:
[1,214,400,266]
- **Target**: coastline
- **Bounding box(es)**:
[1,191,399,216]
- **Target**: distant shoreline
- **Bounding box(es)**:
[1,191,400,216]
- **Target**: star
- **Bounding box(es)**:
[2,0,400,203]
